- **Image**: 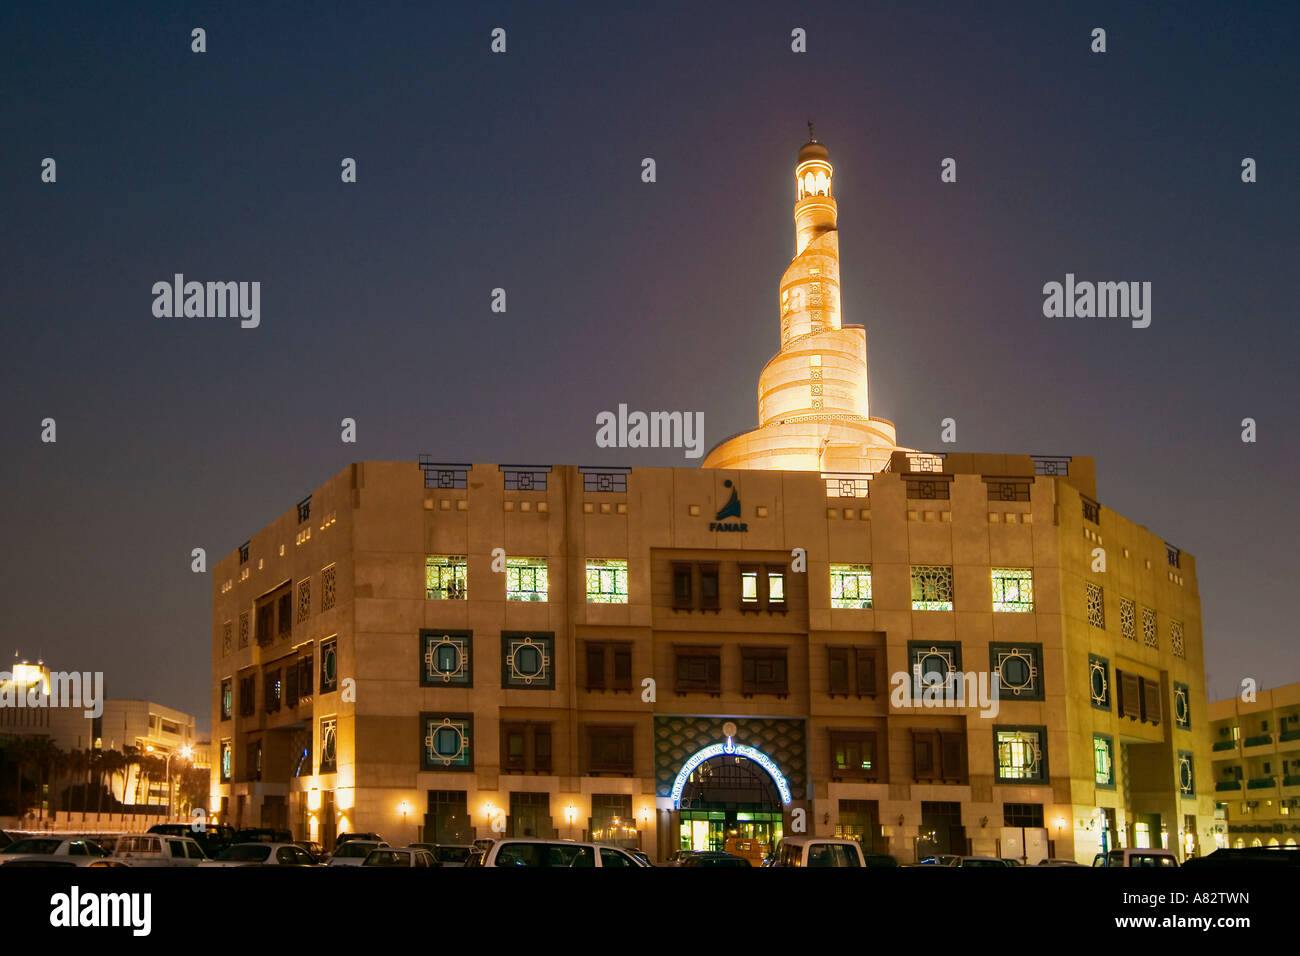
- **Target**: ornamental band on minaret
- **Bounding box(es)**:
[703,132,911,472]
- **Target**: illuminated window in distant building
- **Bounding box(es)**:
[1086,582,1105,628]
[220,679,232,721]
[506,558,548,602]
[1120,598,1136,641]
[426,555,467,600]
[421,714,473,770]
[991,568,1033,612]
[767,569,785,606]
[911,566,954,611]
[830,565,872,609]
[502,632,554,689]
[585,559,628,604]
[994,727,1047,783]
[1094,735,1115,788]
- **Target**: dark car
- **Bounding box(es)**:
[234,828,293,844]
[149,823,235,858]
[679,852,751,868]
[863,854,900,867]
[336,832,385,846]
[1182,847,1300,868]
[0,830,12,851]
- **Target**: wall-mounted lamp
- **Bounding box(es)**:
[897,814,905,827]
[979,816,988,828]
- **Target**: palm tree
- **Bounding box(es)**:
[27,737,60,823]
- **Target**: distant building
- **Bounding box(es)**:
[1207,683,1300,847]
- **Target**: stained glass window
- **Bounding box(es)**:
[320,638,338,693]
[426,555,467,600]
[585,559,628,604]
[220,741,231,783]
[506,558,547,602]
[1094,735,1114,788]
[911,566,954,611]
[995,728,1046,782]
[991,569,1033,612]
[220,679,232,720]
[830,565,872,609]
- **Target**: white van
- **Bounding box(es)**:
[481,838,646,867]
[112,833,207,867]
[1092,848,1179,867]
[770,837,866,867]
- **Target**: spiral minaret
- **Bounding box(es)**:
[703,133,909,472]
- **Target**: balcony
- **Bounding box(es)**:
[1215,781,1242,792]
[1212,739,1238,752]
[1245,776,1276,790]
[1242,734,1273,748]
[1279,728,1300,748]
[1283,775,1300,789]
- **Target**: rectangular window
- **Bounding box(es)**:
[256,602,275,647]
[740,647,789,697]
[1094,735,1115,788]
[740,567,760,606]
[911,566,954,611]
[587,726,634,775]
[1142,607,1158,648]
[908,641,963,700]
[245,741,262,782]
[906,478,951,499]
[278,592,293,636]
[829,731,879,781]
[219,740,231,783]
[855,647,878,698]
[699,564,720,610]
[828,647,850,695]
[991,569,1033,612]
[1082,496,1101,524]
[506,558,548,602]
[585,643,606,691]
[1086,582,1105,628]
[321,564,336,611]
[420,630,472,687]
[298,651,314,698]
[585,559,628,604]
[912,730,967,783]
[320,638,338,694]
[674,647,721,695]
[1118,669,1142,721]
[238,675,256,717]
[986,479,1031,502]
[672,563,693,609]
[1003,803,1045,828]
[264,668,282,713]
[1170,620,1185,659]
[501,722,552,774]
[830,564,872,609]
[501,632,555,689]
[1120,598,1136,641]
[584,641,633,693]
[994,727,1048,783]
[766,567,786,610]
[220,679,232,721]
[426,555,468,600]
[285,661,299,707]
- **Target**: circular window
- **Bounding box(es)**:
[1090,663,1108,701]
[433,725,462,759]
[323,648,337,682]
[1175,691,1189,723]
[515,643,543,677]
[1000,653,1032,690]
[434,642,460,676]
[919,653,948,685]
[1179,758,1193,791]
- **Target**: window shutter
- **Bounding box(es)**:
[856,648,877,697]
[707,654,721,689]
[828,648,850,695]
[1141,678,1162,725]
[1119,670,1142,720]
[913,730,936,777]
[940,732,966,781]
[586,644,605,691]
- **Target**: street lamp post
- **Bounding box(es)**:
[148,744,193,820]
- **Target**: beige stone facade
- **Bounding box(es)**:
[209,452,1213,862]
[1207,683,1300,847]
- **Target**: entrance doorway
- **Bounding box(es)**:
[678,754,783,859]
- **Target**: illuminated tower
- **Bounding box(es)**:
[703,130,909,473]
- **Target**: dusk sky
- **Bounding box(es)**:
[2,1,1296,733]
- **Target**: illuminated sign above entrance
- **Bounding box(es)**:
[669,736,793,808]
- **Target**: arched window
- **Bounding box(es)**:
[815,170,829,195]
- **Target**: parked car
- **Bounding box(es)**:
[233,828,293,844]
[199,842,318,867]
[1092,848,1179,867]
[769,837,866,867]
[947,856,1014,867]
[679,851,751,868]
[149,822,235,858]
[665,850,704,867]
[361,847,436,868]
[409,843,474,867]
[295,841,325,861]
[0,837,113,866]
[111,833,208,866]
[863,854,901,867]
[628,849,654,867]
[336,832,385,846]
[1182,847,1300,868]
[479,838,646,867]
[326,840,389,866]
[0,830,13,850]
[1038,858,1082,866]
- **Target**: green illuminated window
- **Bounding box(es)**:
[994,727,1047,782]
[991,568,1033,612]
[506,558,548,602]
[1094,735,1114,788]
[830,564,872,609]
[585,559,628,604]
[426,555,467,600]
[911,566,954,611]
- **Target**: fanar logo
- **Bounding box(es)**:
[710,480,747,532]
